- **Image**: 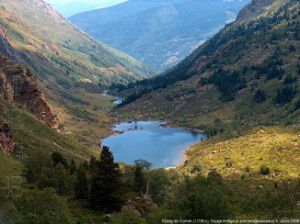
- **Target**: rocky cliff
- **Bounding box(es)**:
[0,55,58,128]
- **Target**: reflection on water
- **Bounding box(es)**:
[102,121,204,168]
[113,98,123,105]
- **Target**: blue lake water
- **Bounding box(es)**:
[101,121,205,168]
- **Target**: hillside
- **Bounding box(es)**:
[0,0,154,90]
[117,0,300,131]
[0,55,98,186]
[183,126,300,178]
[0,0,299,222]
[114,2,300,218]
[70,0,249,71]
[0,0,156,148]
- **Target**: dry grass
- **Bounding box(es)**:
[183,126,300,179]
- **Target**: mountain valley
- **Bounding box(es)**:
[70,0,250,71]
[0,0,299,222]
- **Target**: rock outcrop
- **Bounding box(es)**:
[0,121,15,154]
[0,55,58,128]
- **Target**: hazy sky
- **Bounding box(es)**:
[45,0,128,17]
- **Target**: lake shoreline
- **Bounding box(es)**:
[101,120,206,168]
[112,120,206,135]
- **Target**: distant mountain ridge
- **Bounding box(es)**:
[70,0,249,71]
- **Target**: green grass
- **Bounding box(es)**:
[182,126,300,179]
[0,151,22,187]
[0,102,97,164]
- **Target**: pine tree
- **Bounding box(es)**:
[55,163,72,195]
[90,146,123,212]
[133,159,151,194]
[134,164,145,193]
[253,89,267,103]
[69,159,77,175]
[75,167,89,199]
[51,152,68,168]
[275,86,296,104]
[89,155,98,176]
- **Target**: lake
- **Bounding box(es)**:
[101,121,205,168]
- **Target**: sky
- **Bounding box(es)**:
[45,0,128,17]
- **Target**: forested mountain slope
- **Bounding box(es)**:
[70,0,249,71]
[118,0,300,130]
[0,0,154,92]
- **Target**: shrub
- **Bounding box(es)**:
[200,69,246,101]
[284,75,297,84]
[190,161,204,174]
[260,165,270,175]
[110,209,147,224]
[295,98,300,110]
[51,152,68,168]
[244,166,251,173]
[266,66,284,80]
[253,89,267,103]
[225,160,233,168]
[274,86,296,104]
[23,153,52,184]
[288,45,296,52]
[163,173,233,219]
[4,188,73,224]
